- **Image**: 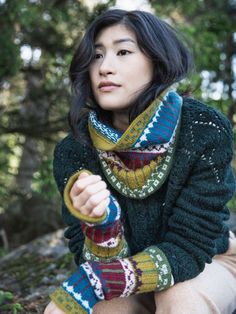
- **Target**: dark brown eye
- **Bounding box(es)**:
[94,53,102,59]
[118,50,131,56]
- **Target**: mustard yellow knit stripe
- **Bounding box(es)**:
[131,252,158,293]
[50,287,87,314]
[88,122,115,150]
[110,156,162,189]
[84,236,125,258]
[64,170,106,224]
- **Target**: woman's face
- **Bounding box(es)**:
[89,24,153,111]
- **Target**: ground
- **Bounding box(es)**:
[0,230,75,314]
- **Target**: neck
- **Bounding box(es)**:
[112,110,130,132]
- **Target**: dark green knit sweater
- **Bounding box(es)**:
[53,97,235,284]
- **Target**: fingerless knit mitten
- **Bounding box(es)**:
[51,246,174,313]
[63,170,129,262]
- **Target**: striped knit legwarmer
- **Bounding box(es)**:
[81,195,129,262]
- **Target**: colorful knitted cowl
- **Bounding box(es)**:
[88,90,182,199]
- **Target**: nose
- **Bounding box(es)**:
[99,53,116,76]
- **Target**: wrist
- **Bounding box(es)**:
[81,195,129,261]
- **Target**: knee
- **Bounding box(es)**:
[154,282,204,314]
[93,301,106,314]
[93,299,121,314]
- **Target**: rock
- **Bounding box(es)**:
[41,276,51,285]
[0,229,69,266]
[0,229,74,314]
[55,274,67,282]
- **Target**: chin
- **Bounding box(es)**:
[96,98,130,111]
[99,103,130,112]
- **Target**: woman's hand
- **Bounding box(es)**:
[44,301,65,314]
[70,172,110,218]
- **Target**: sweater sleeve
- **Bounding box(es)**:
[157,117,235,283]
[53,136,86,264]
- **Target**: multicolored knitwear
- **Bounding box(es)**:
[51,247,173,313]
[64,170,129,262]
[80,194,130,261]
[50,90,236,313]
[88,90,182,198]
[51,266,98,314]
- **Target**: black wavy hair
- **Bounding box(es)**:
[69,9,193,137]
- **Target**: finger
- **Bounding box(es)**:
[71,180,107,212]
[70,174,101,197]
[83,189,110,214]
[89,197,110,217]
[78,172,90,179]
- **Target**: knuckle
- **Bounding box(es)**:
[88,195,99,207]
[71,197,80,210]
[76,182,84,192]
[105,189,110,196]
[72,199,78,209]
[101,181,107,189]
[84,185,94,196]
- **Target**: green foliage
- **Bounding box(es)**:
[0,248,9,258]
[0,290,23,314]
[150,0,236,102]
[151,0,236,210]
[0,0,117,243]
[0,0,235,241]
[0,134,23,212]
[56,252,74,270]
[32,154,58,200]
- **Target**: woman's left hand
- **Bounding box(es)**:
[44,301,65,314]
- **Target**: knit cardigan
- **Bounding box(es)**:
[53,97,235,285]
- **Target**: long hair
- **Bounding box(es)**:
[69,9,193,138]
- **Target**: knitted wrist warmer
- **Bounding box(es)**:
[50,265,99,314]
[64,170,129,261]
[51,247,174,312]
[56,245,174,314]
[84,246,174,300]
[81,195,129,261]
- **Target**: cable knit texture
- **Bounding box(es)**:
[53,97,235,284]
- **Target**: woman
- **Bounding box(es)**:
[44,9,236,314]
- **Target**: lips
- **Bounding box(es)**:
[98,81,121,88]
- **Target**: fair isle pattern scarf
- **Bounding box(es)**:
[88,90,182,199]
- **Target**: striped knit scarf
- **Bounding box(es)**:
[88,90,182,199]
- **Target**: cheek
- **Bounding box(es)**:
[141,62,153,80]
[130,59,153,82]
[89,67,96,84]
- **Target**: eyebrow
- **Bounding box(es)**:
[94,38,136,48]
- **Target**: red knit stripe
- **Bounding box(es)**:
[81,221,121,243]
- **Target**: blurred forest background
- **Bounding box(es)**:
[0,0,236,254]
